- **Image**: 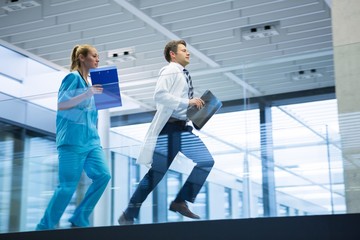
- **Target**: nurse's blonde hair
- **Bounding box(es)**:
[70,44,95,71]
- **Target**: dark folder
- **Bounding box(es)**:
[187,90,222,130]
[90,66,122,110]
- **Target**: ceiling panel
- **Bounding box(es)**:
[0,0,334,115]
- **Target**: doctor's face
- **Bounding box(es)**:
[172,44,190,67]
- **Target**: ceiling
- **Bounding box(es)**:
[0,0,334,115]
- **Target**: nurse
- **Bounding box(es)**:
[36,44,111,230]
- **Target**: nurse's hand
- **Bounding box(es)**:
[86,84,103,97]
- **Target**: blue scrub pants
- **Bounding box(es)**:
[124,122,214,219]
[36,146,111,230]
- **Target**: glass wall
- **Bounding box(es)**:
[109,98,343,224]
[0,0,346,232]
[0,88,344,233]
[272,100,344,214]
[0,119,90,232]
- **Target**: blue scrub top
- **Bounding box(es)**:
[56,71,101,151]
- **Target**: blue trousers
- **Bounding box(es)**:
[36,146,111,230]
[124,122,214,219]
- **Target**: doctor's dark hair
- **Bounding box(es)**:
[70,44,95,71]
[164,40,187,63]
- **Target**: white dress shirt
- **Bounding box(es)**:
[154,62,190,120]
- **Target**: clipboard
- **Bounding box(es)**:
[89,66,122,110]
[187,90,222,130]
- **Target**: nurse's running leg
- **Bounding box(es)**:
[70,147,111,227]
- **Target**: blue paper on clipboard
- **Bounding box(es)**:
[90,66,122,110]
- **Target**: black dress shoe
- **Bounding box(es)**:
[118,212,134,225]
[169,201,200,219]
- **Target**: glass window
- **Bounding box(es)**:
[0,94,345,232]
[257,197,264,217]
[272,100,345,215]
[192,183,209,220]
[129,157,140,197]
[224,188,232,219]
[109,98,343,224]
[167,171,182,222]
[0,123,14,232]
[26,135,59,230]
[294,208,299,216]
[278,204,290,216]
[0,123,68,232]
[238,191,244,218]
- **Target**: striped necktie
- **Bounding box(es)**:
[183,69,194,99]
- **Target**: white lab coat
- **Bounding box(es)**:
[136,62,189,167]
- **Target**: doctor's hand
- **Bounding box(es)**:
[189,97,205,109]
[86,84,103,97]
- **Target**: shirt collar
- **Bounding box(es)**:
[170,61,185,71]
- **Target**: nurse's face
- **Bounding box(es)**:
[81,47,99,70]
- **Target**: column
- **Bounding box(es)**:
[93,109,112,225]
[9,129,25,231]
[259,102,277,217]
[332,0,360,213]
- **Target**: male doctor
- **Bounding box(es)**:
[118,40,215,224]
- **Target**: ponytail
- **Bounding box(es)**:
[70,45,80,71]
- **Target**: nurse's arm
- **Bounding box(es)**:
[58,85,103,110]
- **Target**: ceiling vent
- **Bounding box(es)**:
[242,23,279,40]
[2,0,40,12]
[291,69,323,81]
[106,47,136,64]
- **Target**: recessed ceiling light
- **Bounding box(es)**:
[2,0,40,12]
[291,69,323,81]
[107,47,136,63]
[241,22,279,41]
